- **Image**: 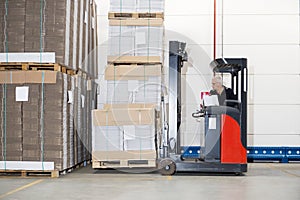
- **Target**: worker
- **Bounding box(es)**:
[209,75,235,106]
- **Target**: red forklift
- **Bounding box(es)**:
[158,41,248,175]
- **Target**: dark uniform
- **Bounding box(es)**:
[210,86,235,106]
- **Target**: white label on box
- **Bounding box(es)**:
[16,86,29,102]
[209,117,217,130]
[87,80,92,91]
[81,95,85,108]
[136,32,146,45]
[68,90,73,104]
[84,11,88,24]
[124,125,136,140]
[128,80,139,92]
[92,17,95,29]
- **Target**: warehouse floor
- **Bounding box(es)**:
[0,163,299,200]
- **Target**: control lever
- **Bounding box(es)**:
[192,109,205,118]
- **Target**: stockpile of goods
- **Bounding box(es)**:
[0,0,98,77]
[0,70,97,174]
[92,0,165,169]
[0,0,98,176]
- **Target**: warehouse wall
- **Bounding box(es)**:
[96,0,300,147]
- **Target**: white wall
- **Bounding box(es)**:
[96,0,300,146]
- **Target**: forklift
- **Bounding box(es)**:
[158,41,248,175]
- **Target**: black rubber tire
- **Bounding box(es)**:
[159,159,176,176]
[235,172,242,176]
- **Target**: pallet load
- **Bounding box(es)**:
[92,104,159,168]
[92,0,165,169]
[0,0,98,177]
[0,70,97,177]
[0,0,98,78]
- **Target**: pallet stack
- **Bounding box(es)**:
[0,0,98,176]
[92,0,165,169]
[0,0,98,78]
[0,68,97,174]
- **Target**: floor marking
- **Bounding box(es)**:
[0,179,44,199]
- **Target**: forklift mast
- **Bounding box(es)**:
[168,41,188,154]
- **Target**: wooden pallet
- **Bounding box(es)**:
[0,160,92,178]
[105,64,162,80]
[92,150,157,168]
[61,160,91,174]
[107,56,162,64]
[109,18,163,26]
[92,159,156,168]
[108,12,164,19]
[0,169,59,178]
[0,62,76,75]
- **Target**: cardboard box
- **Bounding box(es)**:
[92,126,123,151]
[108,26,164,57]
[0,0,98,75]
[103,76,162,104]
[0,71,57,84]
[110,0,164,12]
[0,70,97,171]
[92,107,155,126]
[105,64,161,80]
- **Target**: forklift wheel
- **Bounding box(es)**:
[159,159,176,176]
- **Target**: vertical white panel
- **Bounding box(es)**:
[85,0,90,72]
[224,45,300,74]
[248,135,300,146]
[93,3,98,77]
[248,105,300,136]
[73,0,79,68]
[165,0,213,15]
[78,0,84,68]
[63,74,68,170]
[224,0,299,14]
[224,15,299,44]
[69,77,75,167]
[64,0,71,66]
[250,75,300,104]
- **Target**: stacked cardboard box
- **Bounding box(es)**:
[110,0,164,12]
[0,0,98,78]
[92,105,158,168]
[0,85,23,161]
[0,0,26,52]
[92,1,164,169]
[108,26,164,57]
[100,1,165,106]
[0,71,97,171]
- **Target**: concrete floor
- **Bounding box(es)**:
[0,163,299,200]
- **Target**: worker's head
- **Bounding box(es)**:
[212,75,223,91]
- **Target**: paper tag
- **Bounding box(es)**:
[84,11,88,24]
[124,125,136,140]
[81,95,85,108]
[136,32,146,45]
[91,17,95,29]
[16,86,29,101]
[209,117,217,129]
[128,80,139,92]
[68,91,73,104]
[204,95,219,106]
[87,80,92,91]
